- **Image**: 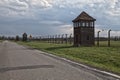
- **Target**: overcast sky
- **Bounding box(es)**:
[0,0,120,37]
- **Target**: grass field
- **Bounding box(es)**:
[95,41,120,47]
[17,41,120,75]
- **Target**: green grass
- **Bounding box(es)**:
[17,41,120,75]
[95,41,120,47]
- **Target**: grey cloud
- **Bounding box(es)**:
[0,0,28,18]
[0,0,53,18]
[0,0,120,36]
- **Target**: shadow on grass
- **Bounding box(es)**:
[46,46,74,51]
[94,45,120,48]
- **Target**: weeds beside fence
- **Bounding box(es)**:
[31,37,120,47]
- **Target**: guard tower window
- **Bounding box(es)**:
[90,22,92,27]
[90,22,94,27]
[82,22,85,27]
[74,23,76,27]
[86,22,89,27]
[73,23,75,27]
[77,22,79,27]
[75,22,77,27]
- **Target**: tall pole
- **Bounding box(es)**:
[58,35,60,44]
[97,31,101,47]
[70,34,72,44]
[53,35,54,43]
[61,34,64,44]
[65,34,68,44]
[108,29,111,47]
[55,35,57,44]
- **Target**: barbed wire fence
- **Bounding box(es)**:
[32,30,120,47]
[95,30,120,47]
[32,34,74,45]
[0,30,120,47]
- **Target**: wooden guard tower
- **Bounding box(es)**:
[72,11,96,46]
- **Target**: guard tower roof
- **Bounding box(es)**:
[72,11,96,22]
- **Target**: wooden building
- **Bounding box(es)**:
[22,33,27,41]
[72,11,96,46]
